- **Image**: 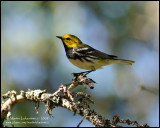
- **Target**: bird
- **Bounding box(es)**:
[56,34,135,75]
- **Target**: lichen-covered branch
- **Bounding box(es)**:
[112,115,150,127]
[1,75,150,127]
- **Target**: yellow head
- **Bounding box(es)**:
[56,34,83,48]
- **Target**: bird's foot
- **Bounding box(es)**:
[72,70,94,77]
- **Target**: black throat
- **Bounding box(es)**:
[61,41,75,59]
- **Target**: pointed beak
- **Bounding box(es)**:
[56,36,62,40]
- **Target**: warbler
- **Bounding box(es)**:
[57,34,135,74]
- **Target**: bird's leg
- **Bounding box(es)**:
[83,70,94,75]
[72,70,94,77]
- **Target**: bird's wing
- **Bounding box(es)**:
[75,45,117,59]
[94,50,118,59]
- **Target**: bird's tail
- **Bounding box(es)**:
[106,59,135,65]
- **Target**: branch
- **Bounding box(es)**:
[138,85,159,95]
[1,75,150,127]
[112,115,149,127]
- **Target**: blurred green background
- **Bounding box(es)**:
[1,1,159,127]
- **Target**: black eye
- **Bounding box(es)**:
[66,38,70,40]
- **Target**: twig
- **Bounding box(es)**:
[77,116,85,127]
[112,115,150,127]
[68,74,95,91]
[138,85,159,95]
